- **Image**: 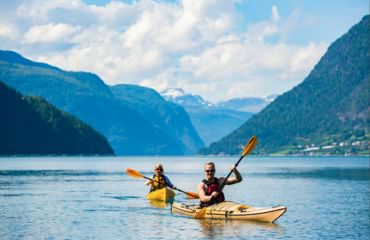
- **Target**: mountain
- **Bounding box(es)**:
[161,88,253,146]
[0,50,201,155]
[0,81,113,155]
[184,106,252,146]
[161,88,215,108]
[200,15,370,156]
[110,84,204,154]
[161,88,276,112]
[218,95,277,113]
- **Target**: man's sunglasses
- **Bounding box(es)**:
[205,170,215,173]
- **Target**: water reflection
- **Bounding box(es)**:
[257,167,370,180]
[198,219,285,238]
[0,157,368,239]
[148,200,168,208]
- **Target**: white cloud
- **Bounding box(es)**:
[174,8,328,101]
[0,24,13,37]
[178,37,327,100]
[23,23,81,43]
[289,42,327,72]
[2,0,329,102]
[272,5,280,21]
[16,0,85,21]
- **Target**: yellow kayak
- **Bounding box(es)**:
[171,201,287,223]
[147,187,175,202]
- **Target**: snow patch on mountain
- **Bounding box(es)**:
[161,88,186,98]
[161,88,277,113]
[161,88,215,108]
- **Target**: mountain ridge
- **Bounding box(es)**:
[200,15,370,155]
[0,81,114,155]
[161,87,276,112]
[110,84,204,154]
[0,50,201,155]
[161,88,254,146]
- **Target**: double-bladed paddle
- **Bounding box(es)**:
[194,135,258,219]
[126,168,199,199]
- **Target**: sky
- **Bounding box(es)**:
[0,0,368,102]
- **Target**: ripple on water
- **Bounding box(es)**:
[108,195,141,200]
[0,157,368,240]
[0,193,47,197]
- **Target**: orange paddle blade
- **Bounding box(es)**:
[185,192,199,199]
[194,207,207,219]
[241,135,258,156]
[126,168,144,179]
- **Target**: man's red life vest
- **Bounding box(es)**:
[200,177,225,207]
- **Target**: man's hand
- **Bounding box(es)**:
[230,164,237,172]
[211,191,219,198]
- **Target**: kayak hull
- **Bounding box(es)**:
[147,188,175,202]
[171,201,287,223]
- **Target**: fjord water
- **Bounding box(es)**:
[0,156,369,239]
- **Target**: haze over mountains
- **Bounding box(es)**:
[1,15,368,156]
[161,88,272,146]
[110,84,203,154]
[0,49,269,154]
[0,51,203,155]
[161,88,275,113]
[201,15,370,156]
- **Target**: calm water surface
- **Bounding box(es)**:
[0,156,369,239]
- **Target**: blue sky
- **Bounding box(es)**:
[236,0,368,43]
[0,0,368,102]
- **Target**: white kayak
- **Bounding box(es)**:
[171,201,287,223]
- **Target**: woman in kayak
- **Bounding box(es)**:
[146,164,176,192]
[197,162,242,207]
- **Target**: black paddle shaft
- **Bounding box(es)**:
[143,175,168,188]
[144,175,194,196]
[216,154,244,192]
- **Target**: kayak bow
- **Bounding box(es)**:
[147,187,175,202]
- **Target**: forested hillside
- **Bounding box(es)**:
[200,15,369,155]
[0,51,202,155]
[0,82,113,155]
[110,84,204,154]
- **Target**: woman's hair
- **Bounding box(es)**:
[154,163,164,171]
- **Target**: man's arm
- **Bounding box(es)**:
[224,166,243,185]
[197,182,218,203]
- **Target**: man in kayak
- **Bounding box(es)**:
[146,164,176,192]
[197,162,242,207]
